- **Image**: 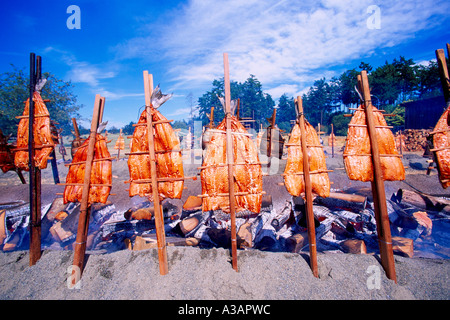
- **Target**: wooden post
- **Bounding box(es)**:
[331,123,335,158]
[359,71,397,283]
[295,96,319,278]
[72,94,104,281]
[209,106,215,129]
[28,52,42,266]
[143,71,168,275]
[59,133,66,162]
[72,118,81,140]
[266,109,276,158]
[117,129,123,160]
[447,43,450,62]
[436,49,450,104]
[223,53,238,272]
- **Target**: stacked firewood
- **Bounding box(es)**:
[399,129,430,152]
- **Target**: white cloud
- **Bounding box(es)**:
[66,62,115,87]
[96,88,144,101]
[166,107,192,117]
[116,0,450,97]
[44,46,145,102]
[415,59,436,67]
[266,84,301,99]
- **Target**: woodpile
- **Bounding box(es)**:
[398,129,430,152]
[1,185,449,259]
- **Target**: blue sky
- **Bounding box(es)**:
[1,0,450,129]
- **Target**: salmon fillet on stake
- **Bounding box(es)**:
[283,119,330,198]
[14,92,54,170]
[127,86,184,201]
[344,105,405,182]
[201,100,263,213]
[63,134,112,204]
[431,104,450,189]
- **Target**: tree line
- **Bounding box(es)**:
[195,56,445,136]
[0,55,445,140]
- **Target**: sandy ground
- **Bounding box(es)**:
[0,146,449,301]
[0,246,448,300]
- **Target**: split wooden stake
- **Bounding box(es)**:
[266,109,277,158]
[71,94,105,283]
[28,53,41,266]
[331,123,335,158]
[143,70,169,275]
[208,106,215,129]
[72,118,81,140]
[435,49,450,103]
[223,53,238,272]
[295,96,319,278]
[358,71,397,283]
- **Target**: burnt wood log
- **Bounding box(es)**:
[237,220,252,248]
[391,189,450,213]
[285,232,309,253]
[179,213,202,235]
[392,236,414,258]
[132,234,199,251]
[182,196,202,212]
[341,239,367,254]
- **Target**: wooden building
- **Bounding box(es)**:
[403,96,446,129]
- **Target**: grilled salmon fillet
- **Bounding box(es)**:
[431,104,450,189]
[14,92,54,170]
[344,105,404,182]
[284,119,330,198]
[63,134,112,204]
[201,115,263,213]
[128,107,184,201]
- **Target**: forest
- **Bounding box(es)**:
[193,56,445,135]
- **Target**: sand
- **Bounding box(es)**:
[0,149,449,301]
[0,246,448,300]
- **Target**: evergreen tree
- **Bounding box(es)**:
[276,94,296,132]
[416,60,442,99]
[338,69,360,107]
[197,75,275,129]
[0,65,82,136]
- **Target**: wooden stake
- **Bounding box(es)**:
[209,106,215,129]
[266,109,276,158]
[224,53,238,272]
[72,118,81,140]
[359,71,397,283]
[28,52,41,266]
[295,96,318,278]
[72,94,104,282]
[117,129,123,160]
[447,43,450,62]
[435,49,450,103]
[144,71,168,275]
[331,123,335,158]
